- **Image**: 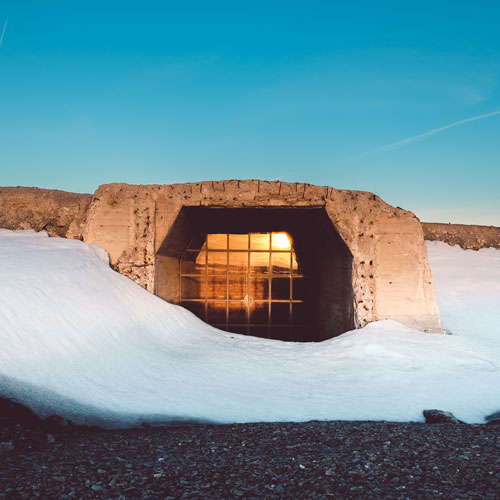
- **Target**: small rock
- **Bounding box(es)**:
[485,411,500,425]
[46,433,55,444]
[423,409,464,424]
[108,475,118,487]
[91,484,103,492]
[0,441,15,454]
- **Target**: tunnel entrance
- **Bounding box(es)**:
[156,207,354,341]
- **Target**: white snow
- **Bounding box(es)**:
[0,229,499,427]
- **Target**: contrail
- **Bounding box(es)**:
[0,19,7,48]
[341,109,500,164]
[371,110,500,154]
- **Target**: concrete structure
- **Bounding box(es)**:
[1,181,443,340]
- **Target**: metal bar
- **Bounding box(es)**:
[268,233,272,338]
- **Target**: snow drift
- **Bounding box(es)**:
[0,230,499,427]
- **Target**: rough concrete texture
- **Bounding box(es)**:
[82,181,442,333]
[0,187,91,238]
[422,222,500,250]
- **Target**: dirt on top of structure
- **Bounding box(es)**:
[422,222,500,251]
[0,186,91,238]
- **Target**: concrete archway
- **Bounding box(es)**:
[80,180,442,334]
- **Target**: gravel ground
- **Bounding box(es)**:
[1,419,499,500]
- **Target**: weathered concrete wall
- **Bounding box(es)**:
[82,181,442,333]
[422,222,500,250]
[83,184,157,290]
[0,187,91,238]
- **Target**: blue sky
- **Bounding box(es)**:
[1,1,499,224]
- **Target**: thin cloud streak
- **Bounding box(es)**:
[341,109,500,164]
[372,110,500,153]
[0,19,7,48]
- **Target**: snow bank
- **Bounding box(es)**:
[0,230,499,426]
[426,241,500,347]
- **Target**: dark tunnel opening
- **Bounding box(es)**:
[156,207,353,341]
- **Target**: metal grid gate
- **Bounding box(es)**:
[179,232,308,340]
